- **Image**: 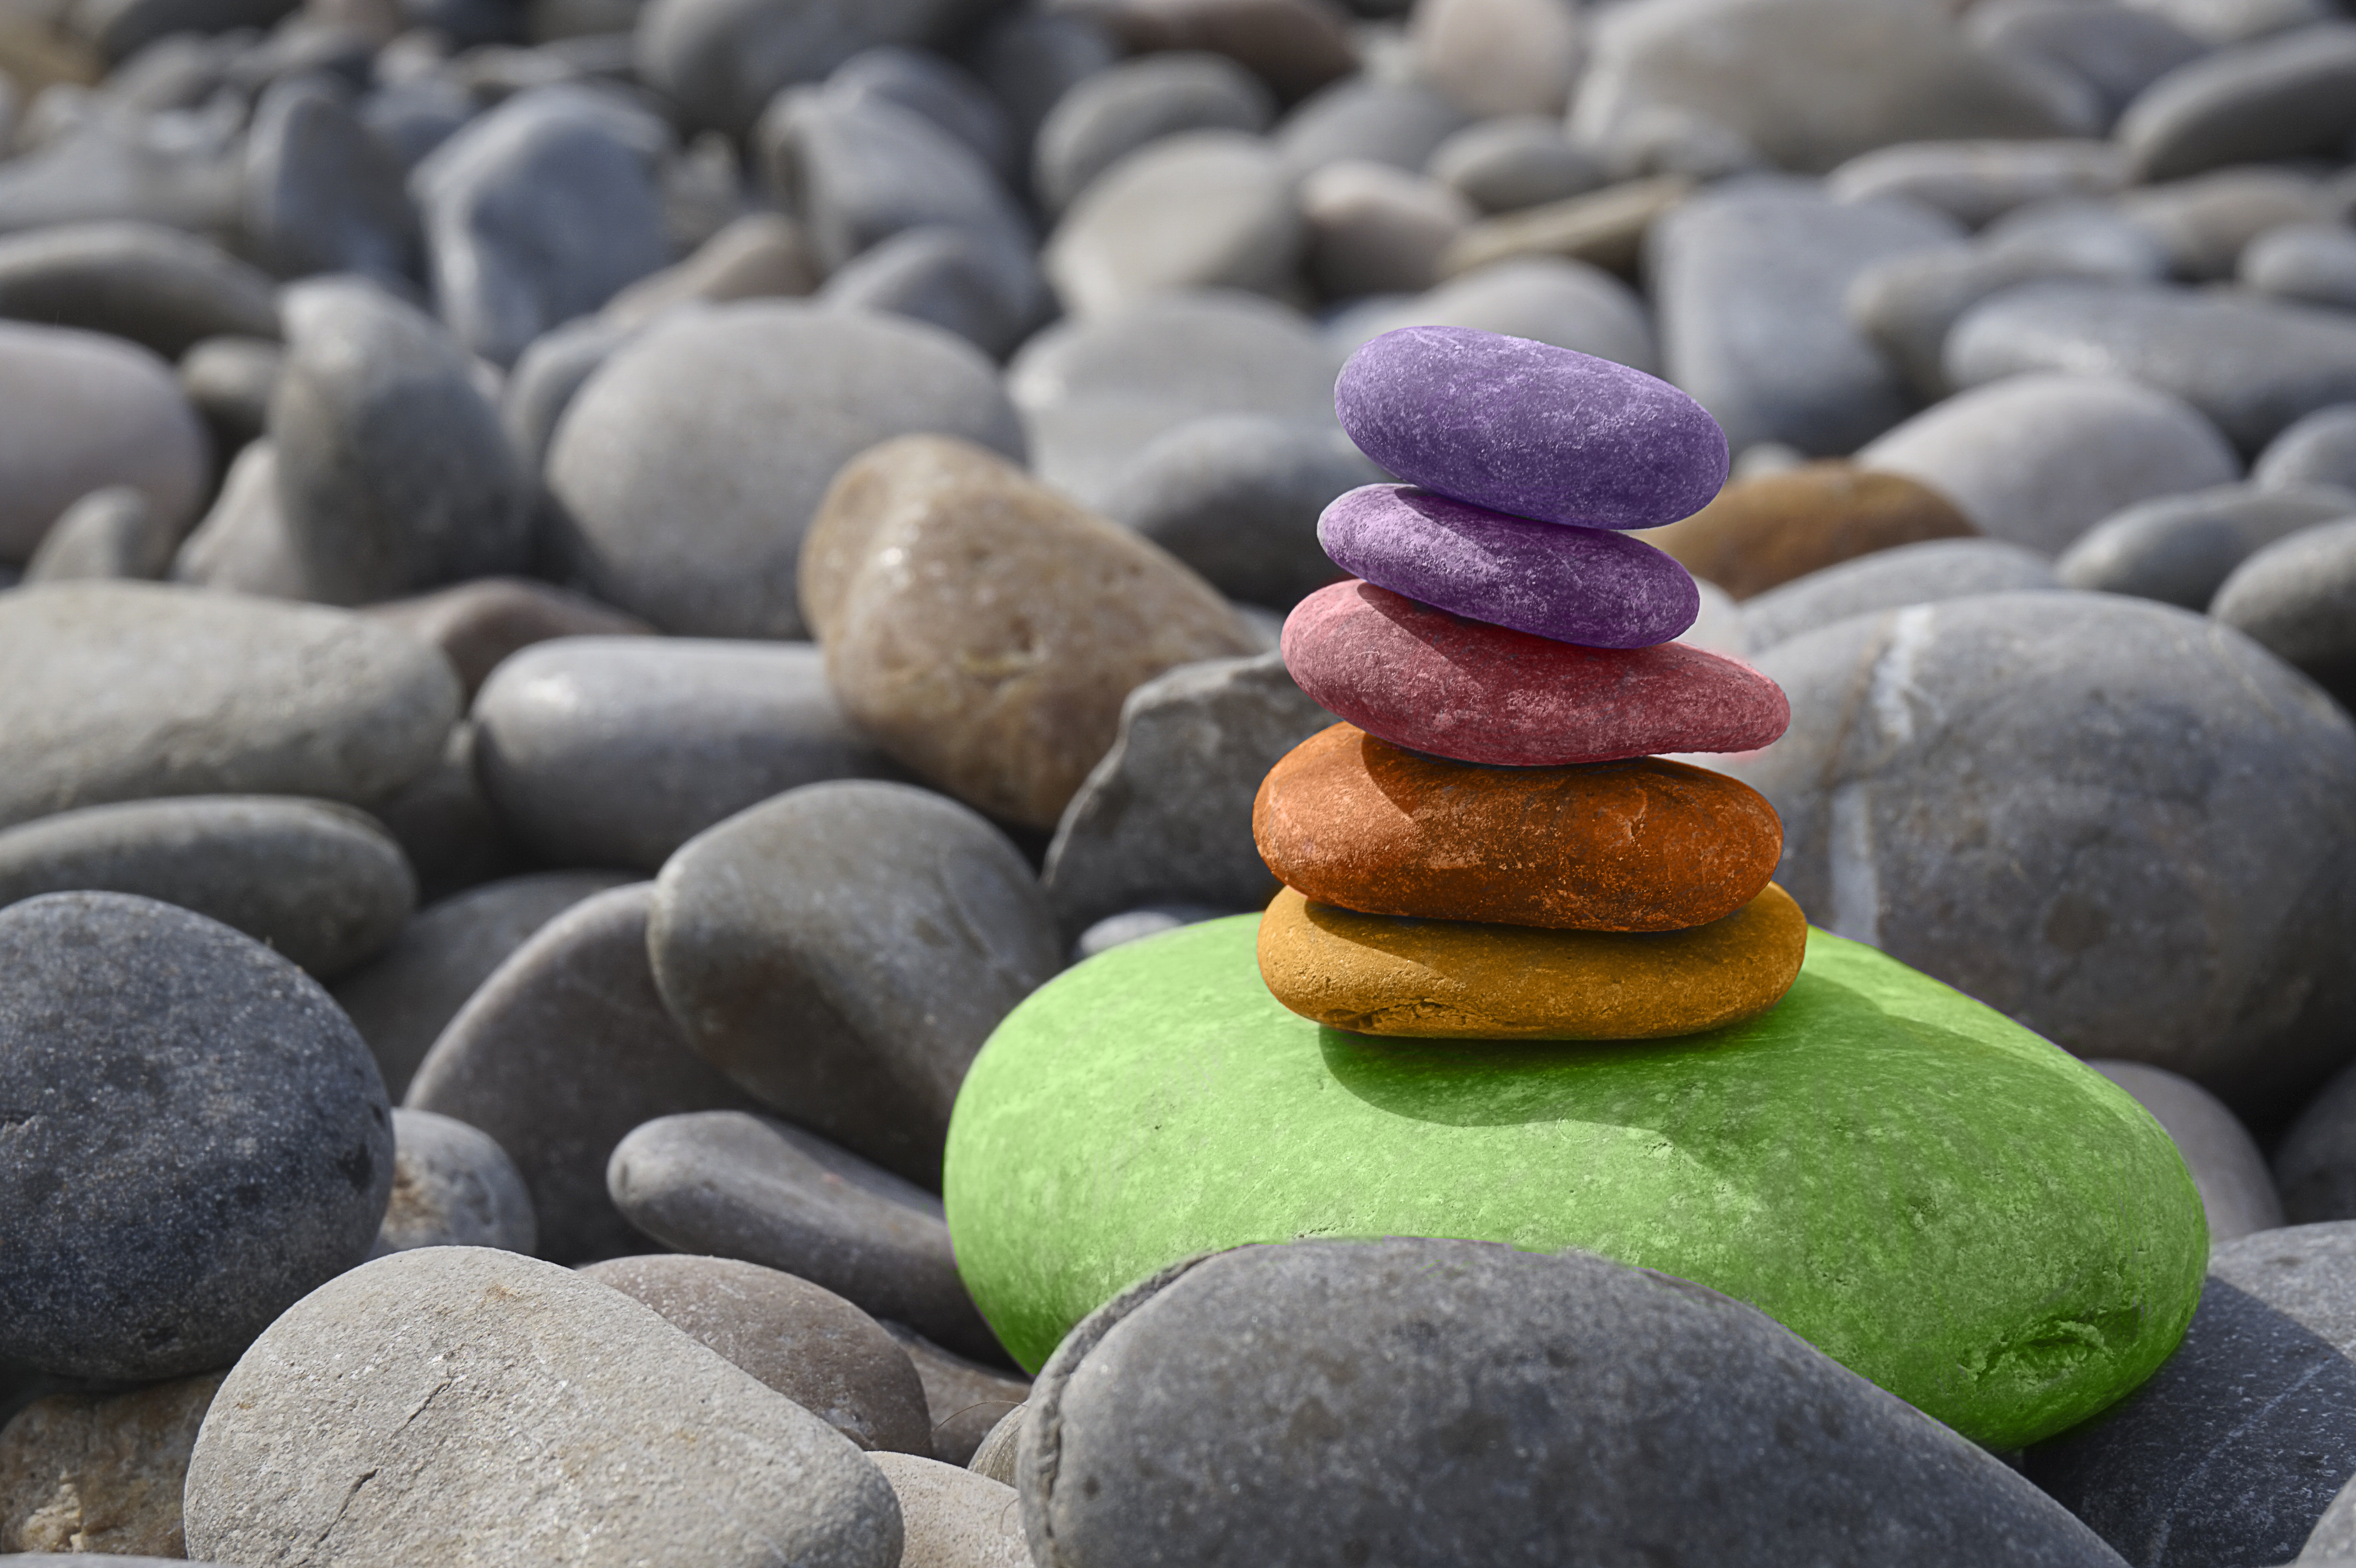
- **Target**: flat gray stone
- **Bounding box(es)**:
[1825,138,2129,229]
[648,780,1058,1186]
[0,891,392,1381]
[0,582,460,833]
[372,1105,536,1256]
[0,795,413,978]
[1042,651,1333,940]
[180,1247,902,1568]
[1020,1239,2124,1568]
[880,1323,1030,1467]
[2211,515,2356,709]
[1031,51,1273,216]
[0,221,279,360]
[2117,21,2356,182]
[1724,591,2356,1122]
[2118,165,2336,280]
[404,883,764,1262]
[2055,482,2356,607]
[2087,1060,2283,1242]
[1740,537,2060,651]
[0,321,207,563]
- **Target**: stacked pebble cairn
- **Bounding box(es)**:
[1255,323,1807,1041]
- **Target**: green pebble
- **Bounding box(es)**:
[944,917,2206,1448]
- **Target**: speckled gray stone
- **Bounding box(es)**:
[882,1324,1029,1467]
[1019,1239,2124,1568]
[0,892,392,1381]
[404,883,763,1262]
[2087,1059,2283,1242]
[0,582,460,833]
[180,1247,902,1568]
[608,1110,999,1361]
[371,1106,536,1257]
[648,781,1058,1185]
[0,796,413,979]
[1740,538,2060,652]
[2055,482,2356,607]
[580,1254,932,1453]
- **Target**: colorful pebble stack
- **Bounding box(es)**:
[1254,324,1811,1041]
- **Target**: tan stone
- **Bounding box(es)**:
[800,436,1260,829]
[0,1370,224,1556]
[1439,175,1695,280]
[1636,461,1976,599]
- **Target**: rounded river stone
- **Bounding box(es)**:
[1255,724,1781,931]
[1282,580,1789,766]
[1257,883,1807,1039]
[1332,325,1729,530]
[1317,483,1700,648]
[0,892,393,1381]
[942,915,2208,1447]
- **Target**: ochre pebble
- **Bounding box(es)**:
[1636,462,1974,599]
[1254,724,1782,931]
[1256,882,1808,1040]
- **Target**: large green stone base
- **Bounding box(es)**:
[944,918,2206,1448]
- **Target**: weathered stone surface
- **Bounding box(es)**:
[0,221,278,359]
[801,436,1258,829]
[0,1371,223,1557]
[870,1452,1028,1568]
[968,1407,1023,1485]
[1724,591,2356,1120]
[0,795,413,978]
[1638,462,1974,600]
[472,637,906,871]
[649,781,1059,1185]
[1014,1239,2131,1567]
[362,576,652,700]
[2087,1060,2282,1243]
[2211,517,2356,711]
[180,1248,903,1568]
[2054,482,2356,608]
[0,582,459,832]
[0,893,392,1381]
[1043,130,1302,318]
[404,884,764,1262]
[0,321,206,564]
[1740,537,2060,651]
[608,1110,1001,1360]
[880,1325,1029,1467]
[373,1106,536,1257]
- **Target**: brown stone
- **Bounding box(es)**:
[1255,723,1781,931]
[362,576,653,699]
[0,1371,223,1556]
[1257,882,1808,1039]
[1439,176,1697,281]
[1636,462,1976,599]
[879,1324,1030,1468]
[800,435,1260,830]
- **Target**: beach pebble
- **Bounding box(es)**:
[177,335,281,454]
[2210,515,2356,708]
[826,46,1015,182]
[2055,482,2356,607]
[817,225,1038,359]
[1441,173,1696,281]
[1740,537,2061,651]
[868,1453,1028,1568]
[0,892,392,1381]
[600,210,816,327]
[2087,1059,2283,1242]
[1640,462,1973,600]
[1426,116,1603,215]
[361,576,652,699]
[372,1105,536,1256]
[881,1327,1030,1467]
[1043,130,1303,319]
[2118,164,2334,278]
[1967,0,2207,123]
[1274,77,1467,179]
[1030,51,1275,215]
[1410,0,1581,117]
[240,74,416,282]
[1330,256,1659,374]
[1078,0,1357,104]
[967,1407,1023,1485]
[0,1372,223,1557]
[635,0,978,136]
[1824,138,2128,229]
[0,221,277,359]
[2275,1061,2356,1223]
[2241,220,2356,310]
[0,321,206,564]
[1300,158,1474,299]
[2257,404,2356,492]
[2116,21,2356,182]
[20,484,173,583]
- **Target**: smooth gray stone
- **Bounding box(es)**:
[363,718,534,906]
[168,439,310,598]
[1966,0,2208,124]
[180,1247,902,1568]
[0,221,277,360]
[647,780,1058,1186]
[22,484,175,583]
[598,211,820,329]
[2055,482,2356,607]
[0,795,412,978]
[1824,139,2129,230]
[880,1324,1029,1467]
[178,334,282,454]
[1273,76,1468,180]
[1020,1239,2125,1568]
[1327,254,1658,373]
[472,637,906,871]
[2278,1059,2356,1223]
[1105,415,1381,607]
[633,0,991,136]
[1948,278,2356,453]
[1042,651,1334,940]
[2117,164,2335,280]
[0,581,459,832]
[580,1254,933,1453]
[500,314,634,470]
[64,0,293,63]
[2027,1223,2356,1568]
[361,574,653,700]
[1723,591,2356,1122]
[331,869,631,1099]
[967,1404,1023,1484]
[1030,51,1274,216]
[1070,904,1235,964]
[1741,537,2061,651]
[2117,22,2356,182]
[0,320,209,564]
[358,76,478,171]
[403,883,763,1262]
[241,73,418,282]
[1426,116,1604,215]
[0,891,392,1381]
[869,1452,1027,1568]
[1648,177,1962,456]
[412,85,672,366]
[546,302,1023,639]
[826,45,1015,182]
[2211,516,2356,709]
[2303,1480,2356,1561]
[372,1105,536,1256]
[0,109,243,240]
[968,7,1119,143]
[1007,291,1340,512]
[2242,221,2356,311]
[608,1110,1001,1360]
[1979,193,2183,276]
[1857,371,2242,553]
[1042,131,1303,320]
[269,277,532,604]
[817,224,1037,360]
[2087,1059,2284,1242]
[2258,405,2356,492]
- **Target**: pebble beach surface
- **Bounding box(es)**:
[1,0,2355,1562]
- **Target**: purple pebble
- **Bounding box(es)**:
[1334,326,1729,530]
[1319,484,1700,649]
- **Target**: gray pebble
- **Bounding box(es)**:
[66,0,291,61]
[817,224,1037,360]
[2087,1059,2283,1242]
[2211,515,2356,708]
[2276,1059,2356,1224]
[580,1253,933,1453]
[1300,158,1475,299]
[2116,20,2356,182]
[648,780,1058,1185]
[404,883,763,1262]
[1824,138,2128,230]
[176,335,282,455]
[826,45,1016,183]
[500,313,635,470]
[1739,537,2061,651]
[362,718,534,906]
[1030,51,1273,216]
[2242,220,2356,311]
[0,891,392,1381]
[607,1109,1001,1360]
[869,1452,1028,1568]
[966,1404,1023,1484]
[361,574,652,700]
[181,1247,902,1568]
[241,73,418,282]
[2055,481,2356,607]
[167,439,309,599]
[1329,255,1659,373]
[1426,115,1603,215]
[969,8,1120,145]
[0,321,208,564]
[358,76,477,171]
[1043,130,1303,320]
[2118,164,2334,279]
[22,485,174,583]
[372,1105,536,1256]
[1965,0,2208,125]
[1070,905,1237,964]
[633,0,978,136]
[2257,404,2356,492]
[881,1324,1030,1467]
[598,211,818,329]
[1273,76,1467,180]
[0,220,278,360]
